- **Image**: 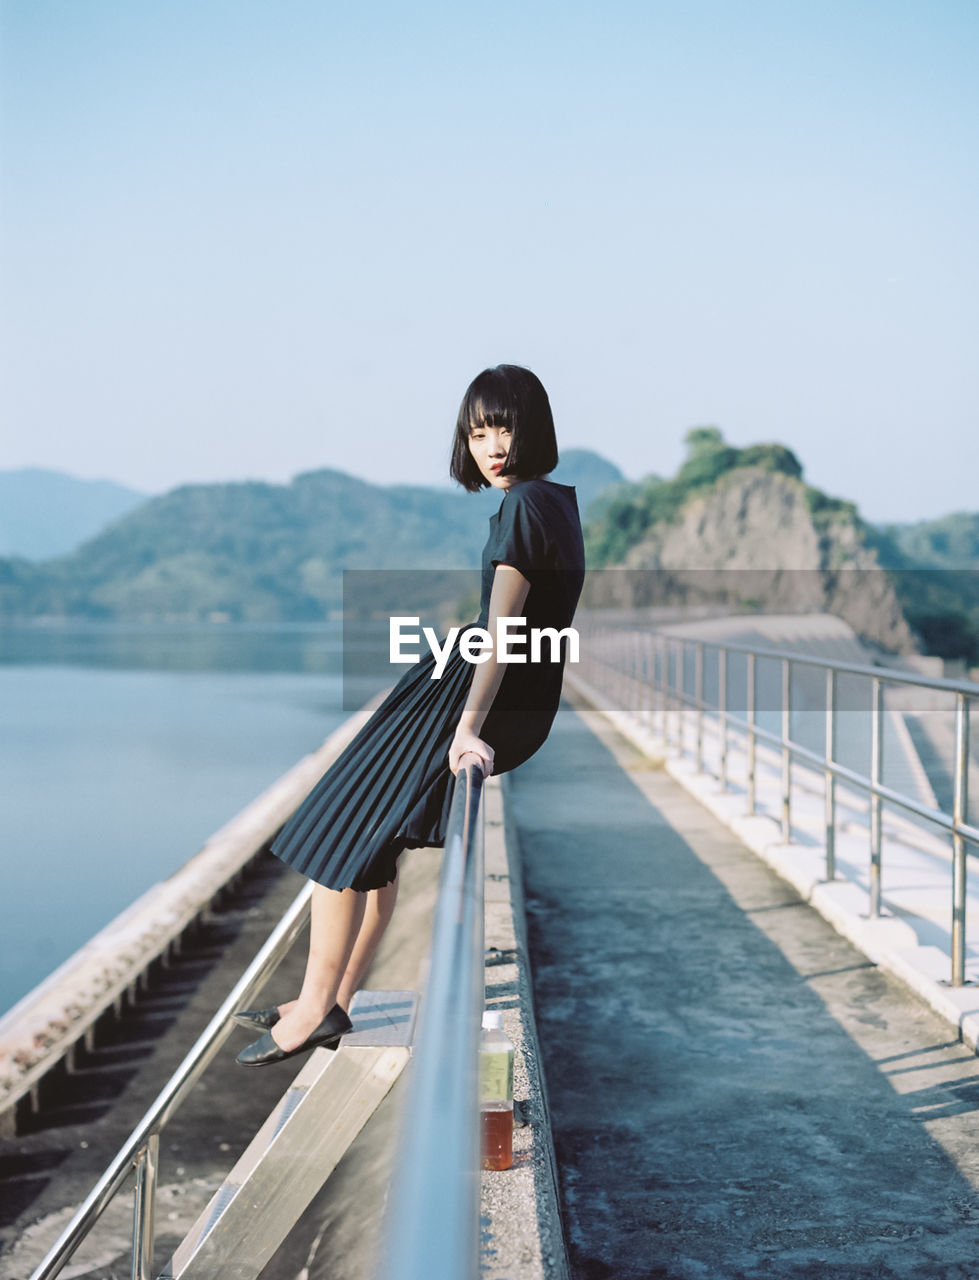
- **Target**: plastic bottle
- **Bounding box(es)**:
[479,1009,514,1170]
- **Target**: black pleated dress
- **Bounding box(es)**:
[270,479,585,891]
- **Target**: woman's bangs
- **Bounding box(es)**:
[465,375,517,435]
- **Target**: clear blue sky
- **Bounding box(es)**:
[1,0,976,522]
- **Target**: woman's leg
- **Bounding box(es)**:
[271,884,367,1051]
[336,873,400,1011]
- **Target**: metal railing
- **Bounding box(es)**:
[579,621,979,986]
[29,881,315,1280]
[30,755,489,1280]
[379,754,487,1280]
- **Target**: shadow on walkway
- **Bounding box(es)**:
[510,704,979,1280]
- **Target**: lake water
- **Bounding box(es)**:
[0,623,349,1016]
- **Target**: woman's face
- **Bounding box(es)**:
[469,423,518,490]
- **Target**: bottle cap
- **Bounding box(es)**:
[481,1010,503,1031]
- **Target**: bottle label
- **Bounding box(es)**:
[479,1050,513,1103]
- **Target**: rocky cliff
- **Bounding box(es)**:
[584,467,918,654]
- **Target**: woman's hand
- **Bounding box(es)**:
[449,726,495,776]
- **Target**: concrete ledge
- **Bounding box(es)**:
[480,775,570,1280]
[0,696,383,1119]
[565,671,979,1056]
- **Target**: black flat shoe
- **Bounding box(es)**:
[236,1004,353,1067]
[232,1006,281,1033]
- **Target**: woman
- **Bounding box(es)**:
[236,364,585,1065]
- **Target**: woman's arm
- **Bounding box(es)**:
[448,563,530,775]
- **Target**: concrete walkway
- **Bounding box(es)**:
[507,700,979,1280]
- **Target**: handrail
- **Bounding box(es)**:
[379,754,487,1280]
[651,630,979,696]
[661,678,979,846]
[579,620,977,985]
[30,755,489,1280]
[28,881,315,1280]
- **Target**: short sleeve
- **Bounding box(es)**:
[492,487,550,579]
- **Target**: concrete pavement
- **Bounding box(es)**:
[508,701,979,1279]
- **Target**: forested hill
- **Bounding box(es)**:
[0,468,148,559]
[0,449,623,622]
[3,434,975,660]
[868,514,979,662]
[875,513,979,571]
[584,428,979,662]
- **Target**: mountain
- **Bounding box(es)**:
[866,516,979,662]
[583,428,978,660]
[0,468,149,559]
[549,448,626,517]
[0,450,623,622]
[4,443,975,660]
[874,513,979,570]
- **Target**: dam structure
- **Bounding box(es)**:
[2,612,979,1279]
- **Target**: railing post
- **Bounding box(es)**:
[620,630,630,708]
[658,636,667,743]
[869,677,884,918]
[635,631,644,724]
[642,631,654,728]
[952,693,970,986]
[719,648,728,791]
[824,667,837,881]
[746,652,757,816]
[676,642,685,756]
[632,631,642,717]
[630,630,638,718]
[131,1133,158,1280]
[695,642,704,774]
[780,658,791,841]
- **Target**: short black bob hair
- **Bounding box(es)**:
[450,364,559,493]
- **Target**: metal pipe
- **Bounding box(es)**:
[29,882,315,1280]
[381,758,486,1280]
[581,623,979,953]
[870,677,884,918]
[633,630,979,697]
[584,627,979,846]
[619,630,629,708]
[676,642,685,755]
[642,631,654,728]
[715,713,979,843]
[695,643,704,773]
[825,667,837,881]
[660,637,670,742]
[747,652,757,816]
[952,693,970,986]
[719,648,728,791]
[130,1133,158,1280]
[632,630,642,717]
[781,659,791,841]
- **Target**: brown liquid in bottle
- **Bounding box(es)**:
[481,1103,513,1170]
